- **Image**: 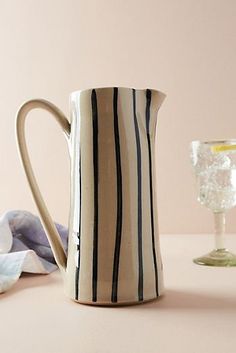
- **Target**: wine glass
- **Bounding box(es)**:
[190,140,236,266]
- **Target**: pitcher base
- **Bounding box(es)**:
[70,295,162,306]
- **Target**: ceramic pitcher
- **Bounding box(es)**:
[16,87,166,305]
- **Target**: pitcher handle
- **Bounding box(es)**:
[16,99,70,273]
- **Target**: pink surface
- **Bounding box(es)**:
[1,234,236,353]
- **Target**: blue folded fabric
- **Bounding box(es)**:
[0,210,68,293]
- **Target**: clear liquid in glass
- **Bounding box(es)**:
[198,167,236,212]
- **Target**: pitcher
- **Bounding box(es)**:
[16,87,166,305]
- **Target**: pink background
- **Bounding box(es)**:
[1,0,236,233]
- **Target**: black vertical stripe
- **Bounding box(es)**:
[75,253,79,300]
[132,89,144,301]
[111,87,123,303]
[145,89,159,297]
[91,89,99,302]
[75,153,82,300]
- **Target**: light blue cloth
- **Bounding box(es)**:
[0,210,68,293]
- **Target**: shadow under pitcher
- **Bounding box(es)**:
[16,87,166,305]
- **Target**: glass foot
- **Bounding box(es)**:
[193,248,236,267]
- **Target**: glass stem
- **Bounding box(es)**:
[214,212,226,250]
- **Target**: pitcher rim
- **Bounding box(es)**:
[71,86,166,97]
[191,139,236,146]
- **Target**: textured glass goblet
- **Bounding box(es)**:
[190,140,236,266]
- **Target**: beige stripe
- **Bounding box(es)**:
[151,90,165,295]
[152,146,164,295]
[117,88,139,302]
[75,90,94,301]
[136,90,156,300]
[96,88,117,302]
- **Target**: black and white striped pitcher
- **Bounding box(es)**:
[16,87,166,305]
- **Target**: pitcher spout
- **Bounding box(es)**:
[151,89,166,112]
[149,89,166,118]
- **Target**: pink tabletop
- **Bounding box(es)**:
[1,234,236,353]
